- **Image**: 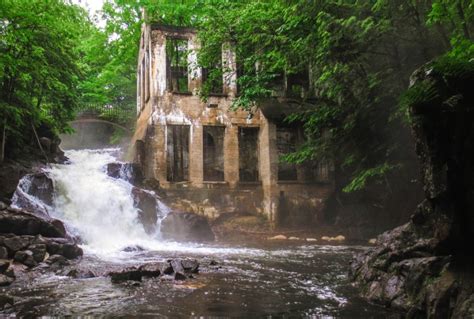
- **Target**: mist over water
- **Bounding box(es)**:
[46,149,158,254]
[45,148,266,259]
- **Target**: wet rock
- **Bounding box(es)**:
[181,259,199,274]
[107,162,144,186]
[109,267,142,283]
[171,259,185,275]
[0,246,8,259]
[45,254,69,266]
[138,263,161,277]
[0,162,28,203]
[122,245,145,252]
[0,274,14,286]
[0,209,66,238]
[67,269,96,279]
[160,262,174,275]
[0,260,10,273]
[61,243,83,260]
[131,187,158,234]
[43,238,83,259]
[174,272,187,281]
[268,235,286,240]
[3,267,14,278]
[28,244,47,262]
[18,172,55,206]
[160,212,215,242]
[3,236,31,253]
[209,260,218,266]
[0,201,7,211]
[14,250,37,268]
[0,294,14,309]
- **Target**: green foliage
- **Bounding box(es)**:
[343,163,398,193]
[194,0,473,194]
[400,53,474,117]
[0,0,88,158]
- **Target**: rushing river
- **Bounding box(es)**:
[2,149,395,318]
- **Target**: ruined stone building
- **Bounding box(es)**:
[132,23,334,228]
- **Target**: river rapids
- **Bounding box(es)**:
[2,148,396,318]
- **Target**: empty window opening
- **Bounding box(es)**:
[238,127,259,182]
[203,126,225,181]
[167,125,190,182]
[166,38,189,93]
[286,69,309,98]
[277,126,298,181]
[202,47,223,94]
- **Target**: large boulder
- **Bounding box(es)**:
[160,212,215,242]
[107,259,200,283]
[0,162,31,204]
[107,162,144,186]
[351,59,474,318]
[0,208,66,238]
[131,187,159,234]
[11,172,55,217]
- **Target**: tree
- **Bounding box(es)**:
[0,0,88,159]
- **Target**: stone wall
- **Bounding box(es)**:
[131,23,334,228]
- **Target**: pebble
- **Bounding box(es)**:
[321,235,346,242]
[268,235,287,240]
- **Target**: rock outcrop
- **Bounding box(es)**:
[131,187,160,234]
[0,202,83,286]
[160,212,215,242]
[108,259,199,283]
[0,208,66,238]
[106,162,144,186]
[351,59,474,318]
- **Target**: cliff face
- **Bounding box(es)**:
[350,59,474,318]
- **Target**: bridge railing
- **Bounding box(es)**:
[75,103,136,126]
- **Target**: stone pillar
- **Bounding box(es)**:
[154,124,167,183]
[222,42,237,97]
[259,116,278,224]
[189,124,203,186]
[188,35,202,94]
[151,31,167,97]
[224,124,239,188]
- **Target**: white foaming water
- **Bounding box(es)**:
[47,148,162,255]
[46,148,264,259]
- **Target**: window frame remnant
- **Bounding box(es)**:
[203,125,226,182]
[238,126,260,182]
[166,37,189,93]
[276,125,299,181]
[166,124,190,182]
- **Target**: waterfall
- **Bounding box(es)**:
[43,148,167,255]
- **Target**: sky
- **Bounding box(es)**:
[72,0,104,15]
[72,0,106,27]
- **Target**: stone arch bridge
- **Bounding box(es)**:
[72,104,136,132]
[60,104,136,149]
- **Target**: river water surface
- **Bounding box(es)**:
[2,149,396,318]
